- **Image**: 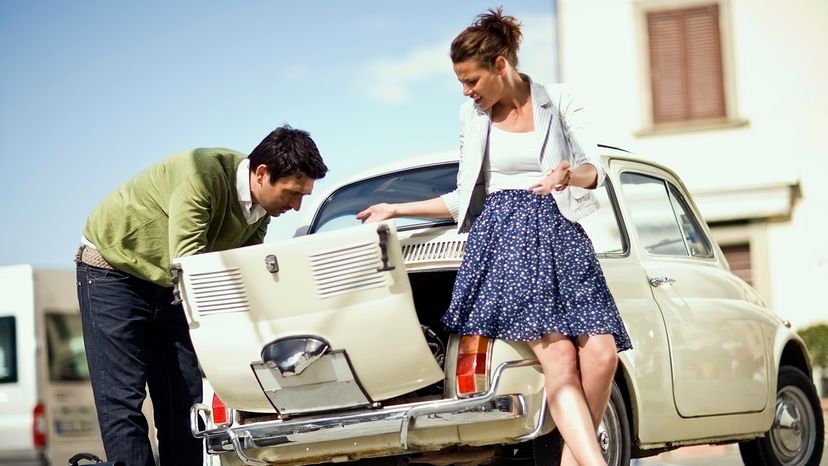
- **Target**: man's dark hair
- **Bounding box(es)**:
[248,125,328,181]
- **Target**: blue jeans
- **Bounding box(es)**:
[76,263,203,466]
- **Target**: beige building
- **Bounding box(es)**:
[556,0,828,328]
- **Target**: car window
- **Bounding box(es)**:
[620,172,712,258]
[0,316,17,383]
[667,184,712,257]
[579,181,626,256]
[311,163,459,234]
[45,312,90,382]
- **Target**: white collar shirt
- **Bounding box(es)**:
[236,159,268,224]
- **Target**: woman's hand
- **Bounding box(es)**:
[530,161,571,195]
[356,203,396,223]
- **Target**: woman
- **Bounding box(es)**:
[357,8,631,466]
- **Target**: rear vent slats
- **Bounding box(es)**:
[315,264,377,280]
[311,256,377,273]
[188,268,249,315]
[311,246,376,265]
[401,240,466,263]
[317,277,387,295]
[310,241,386,298]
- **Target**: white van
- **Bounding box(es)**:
[0,265,104,466]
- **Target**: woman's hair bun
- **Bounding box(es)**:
[475,6,523,51]
[451,6,524,68]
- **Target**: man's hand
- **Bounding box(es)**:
[356,203,396,223]
[530,161,572,195]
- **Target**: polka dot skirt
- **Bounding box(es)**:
[440,189,633,351]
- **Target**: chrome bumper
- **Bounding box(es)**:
[191,360,538,465]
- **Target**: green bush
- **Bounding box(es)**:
[798,324,828,368]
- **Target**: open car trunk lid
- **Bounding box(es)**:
[173,222,444,414]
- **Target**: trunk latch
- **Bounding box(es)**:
[265,254,279,273]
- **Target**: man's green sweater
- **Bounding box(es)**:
[83,148,270,287]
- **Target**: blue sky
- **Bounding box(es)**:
[0,1,557,269]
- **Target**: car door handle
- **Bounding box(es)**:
[649,276,676,288]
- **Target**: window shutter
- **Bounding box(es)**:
[648,10,687,123]
[648,5,725,124]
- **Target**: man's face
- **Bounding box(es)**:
[250,165,315,217]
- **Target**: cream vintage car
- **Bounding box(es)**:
[174,146,824,466]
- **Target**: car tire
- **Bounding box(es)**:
[532,380,631,466]
[599,381,632,466]
[738,365,825,466]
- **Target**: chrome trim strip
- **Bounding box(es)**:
[513,390,547,442]
[205,394,524,454]
[191,403,234,439]
[227,429,267,466]
[199,359,540,458]
[191,403,210,438]
[399,359,536,449]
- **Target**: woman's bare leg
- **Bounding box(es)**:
[577,334,618,425]
[529,333,607,466]
[558,334,619,465]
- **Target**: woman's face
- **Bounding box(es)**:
[453,58,505,111]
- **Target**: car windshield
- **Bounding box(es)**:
[308,161,625,256]
[310,163,459,234]
[45,312,90,382]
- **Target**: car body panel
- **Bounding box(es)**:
[610,158,771,418]
[595,257,680,444]
[176,222,444,411]
[645,258,772,416]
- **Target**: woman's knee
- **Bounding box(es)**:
[530,334,580,375]
[579,335,618,374]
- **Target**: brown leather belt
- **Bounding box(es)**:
[75,244,115,270]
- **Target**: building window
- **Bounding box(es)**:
[721,242,752,285]
[647,4,726,124]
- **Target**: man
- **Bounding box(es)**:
[75,125,328,465]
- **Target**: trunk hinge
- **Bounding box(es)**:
[376,224,396,272]
[170,263,183,305]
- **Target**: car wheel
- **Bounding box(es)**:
[599,381,631,466]
[532,380,631,466]
[738,365,825,466]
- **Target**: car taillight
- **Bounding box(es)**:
[211,393,230,426]
[455,335,491,397]
[32,402,46,448]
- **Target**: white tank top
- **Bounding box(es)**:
[485,126,544,194]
